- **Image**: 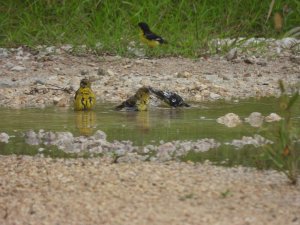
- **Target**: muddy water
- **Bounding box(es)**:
[0,97,299,166]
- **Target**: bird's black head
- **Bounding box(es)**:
[80,78,90,88]
[138,22,150,32]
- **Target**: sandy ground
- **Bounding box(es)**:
[0,44,300,224]
[0,155,299,225]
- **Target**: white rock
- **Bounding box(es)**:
[265,113,282,122]
[245,112,264,127]
[93,130,107,140]
[226,48,238,61]
[60,44,73,51]
[0,48,9,58]
[45,46,56,53]
[209,92,221,100]
[11,65,26,71]
[53,97,62,104]
[106,69,115,76]
[278,38,299,48]
[25,130,40,145]
[0,132,9,143]
[217,113,242,128]
[228,134,273,149]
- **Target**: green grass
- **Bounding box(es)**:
[262,81,300,184]
[1,0,300,57]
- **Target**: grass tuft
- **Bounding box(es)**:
[263,80,300,185]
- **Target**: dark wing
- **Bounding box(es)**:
[144,32,165,44]
[150,88,190,107]
[115,95,137,111]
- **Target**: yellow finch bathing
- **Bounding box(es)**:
[74,78,96,111]
[115,87,150,111]
[138,22,167,48]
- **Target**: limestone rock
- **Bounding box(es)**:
[217,113,242,128]
[245,112,264,127]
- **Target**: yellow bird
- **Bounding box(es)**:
[138,22,167,48]
[115,87,150,111]
[74,78,96,111]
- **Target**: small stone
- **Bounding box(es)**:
[265,113,282,122]
[97,68,106,76]
[209,92,221,100]
[25,130,40,145]
[256,60,267,66]
[80,70,89,75]
[244,58,255,64]
[45,46,56,54]
[245,112,264,127]
[226,48,237,61]
[0,132,9,143]
[11,66,26,71]
[53,97,62,104]
[56,97,69,107]
[0,48,9,58]
[177,71,191,78]
[106,69,115,76]
[60,44,73,51]
[217,113,242,128]
[93,130,107,140]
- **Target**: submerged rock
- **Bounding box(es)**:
[0,132,9,143]
[245,112,264,127]
[226,134,273,149]
[217,113,242,128]
[25,130,40,145]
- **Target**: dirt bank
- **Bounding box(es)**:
[0,44,299,108]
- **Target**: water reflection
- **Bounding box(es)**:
[75,111,97,136]
[120,111,150,133]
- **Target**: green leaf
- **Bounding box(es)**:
[286,92,299,111]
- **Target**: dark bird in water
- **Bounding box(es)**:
[149,87,190,107]
[74,78,96,111]
[138,22,167,47]
[115,87,150,111]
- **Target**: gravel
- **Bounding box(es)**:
[0,38,299,109]
[0,155,299,225]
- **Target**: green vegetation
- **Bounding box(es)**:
[1,0,299,57]
[263,81,300,185]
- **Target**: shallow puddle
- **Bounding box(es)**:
[0,97,299,167]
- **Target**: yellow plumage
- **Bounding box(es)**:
[139,30,160,48]
[138,22,167,48]
[115,87,150,111]
[74,79,96,111]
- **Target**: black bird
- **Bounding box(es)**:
[138,22,167,47]
[149,87,190,107]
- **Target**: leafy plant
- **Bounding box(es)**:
[264,80,299,184]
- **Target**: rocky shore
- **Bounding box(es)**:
[0,38,299,109]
